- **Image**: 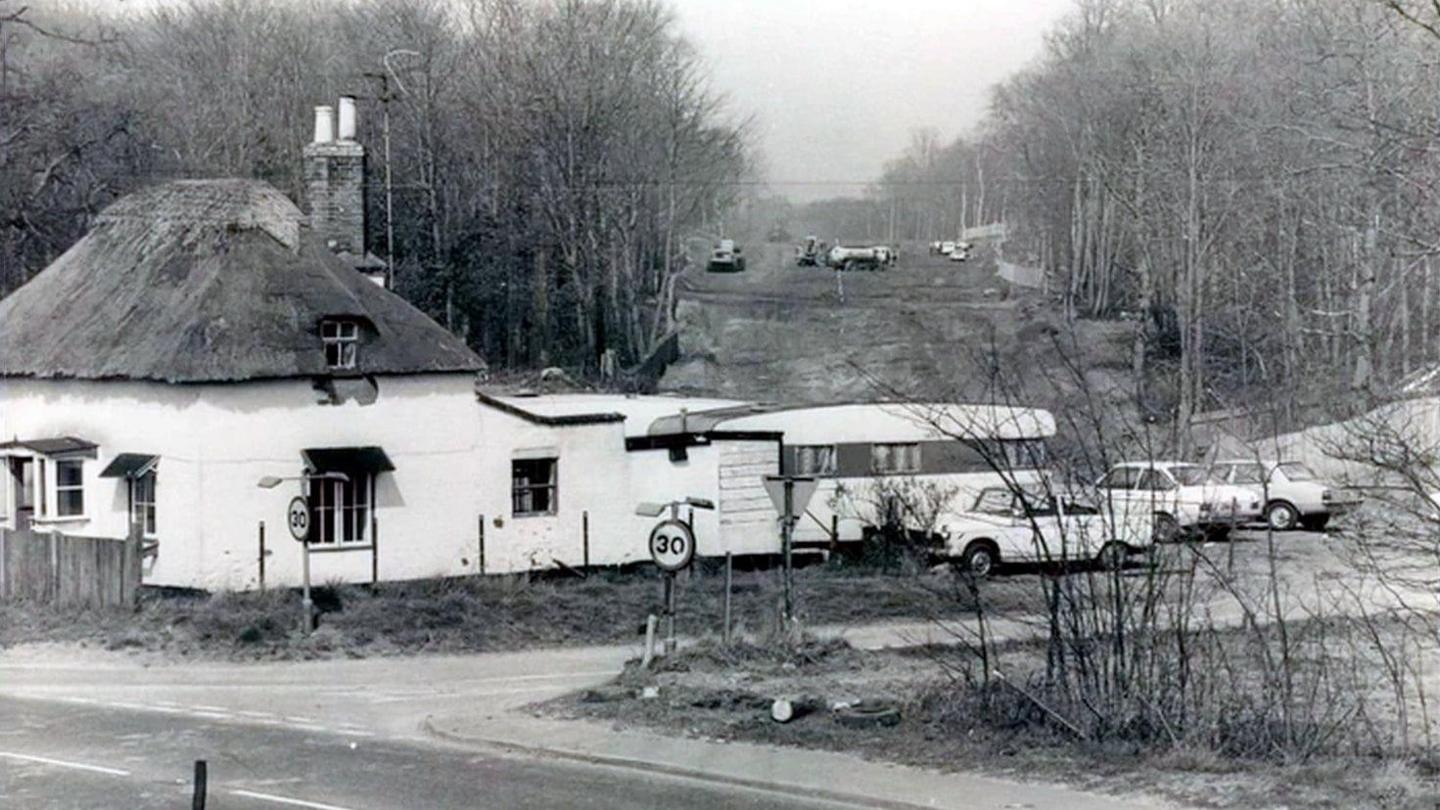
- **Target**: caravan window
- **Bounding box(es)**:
[871,443,920,474]
[793,445,836,476]
[1000,439,1047,469]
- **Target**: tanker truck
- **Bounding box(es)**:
[826,244,892,272]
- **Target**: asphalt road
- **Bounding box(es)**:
[0,697,857,810]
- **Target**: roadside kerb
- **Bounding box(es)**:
[421,713,1177,810]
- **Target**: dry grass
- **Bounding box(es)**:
[547,617,1440,810]
[0,563,1036,661]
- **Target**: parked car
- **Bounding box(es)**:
[939,240,957,256]
[938,485,1154,577]
[1097,461,1262,541]
[1210,460,1360,532]
[948,240,972,262]
[706,239,746,272]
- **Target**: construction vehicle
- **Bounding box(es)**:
[706,239,746,272]
[795,235,825,266]
[825,244,889,272]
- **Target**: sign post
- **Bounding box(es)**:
[287,495,313,634]
[763,476,818,625]
[649,509,694,654]
[637,497,713,659]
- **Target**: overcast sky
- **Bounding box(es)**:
[668,0,1074,201]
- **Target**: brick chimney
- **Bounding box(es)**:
[303,97,366,258]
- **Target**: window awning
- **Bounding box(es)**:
[302,446,395,475]
[0,436,98,458]
[100,453,159,478]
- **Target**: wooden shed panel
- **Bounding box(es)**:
[717,441,780,554]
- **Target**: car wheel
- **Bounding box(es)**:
[1300,514,1331,532]
[1097,541,1127,572]
[1264,501,1298,531]
[1153,512,1180,543]
[957,541,998,579]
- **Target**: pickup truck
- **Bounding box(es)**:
[939,485,1154,577]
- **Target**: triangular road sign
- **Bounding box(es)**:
[763,475,818,520]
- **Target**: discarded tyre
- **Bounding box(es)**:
[832,699,901,728]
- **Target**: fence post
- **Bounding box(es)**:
[258,521,266,592]
[50,532,59,604]
[192,760,207,810]
[478,514,486,575]
[125,522,142,608]
[723,552,733,645]
[830,514,839,555]
[582,510,589,569]
[371,514,379,585]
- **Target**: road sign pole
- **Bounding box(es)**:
[664,571,677,655]
[300,538,313,634]
[783,480,794,624]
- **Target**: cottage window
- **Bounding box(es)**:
[131,470,157,537]
[512,458,557,516]
[793,445,837,476]
[321,320,359,369]
[308,473,371,545]
[55,460,84,517]
[871,443,920,474]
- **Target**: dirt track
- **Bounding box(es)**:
[662,239,1131,407]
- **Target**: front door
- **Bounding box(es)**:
[8,458,34,529]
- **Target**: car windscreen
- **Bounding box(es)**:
[1170,465,1220,486]
[972,489,1014,515]
[1277,462,1316,481]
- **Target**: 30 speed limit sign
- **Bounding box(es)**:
[287,496,311,542]
[648,519,695,572]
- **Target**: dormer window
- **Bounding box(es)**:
[321,319,359,369]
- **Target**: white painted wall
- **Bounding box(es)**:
[0,377,785,590]
[0,382,1059,590]
[0,374,490,590]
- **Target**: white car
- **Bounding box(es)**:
[940,240,957,256]
[939,486,1154,577]
[1210,460,1360,532]
[948,240,972,261]
[1098,461,1262,541]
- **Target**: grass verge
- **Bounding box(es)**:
[545,627,1440,810]
[0,562,1035,661]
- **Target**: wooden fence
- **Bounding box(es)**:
[0,527,142,608]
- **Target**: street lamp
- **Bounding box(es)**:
[256,472,350,633]
[635,497,715,519]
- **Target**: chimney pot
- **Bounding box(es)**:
[313,105,335,144]
[337,96,358,141]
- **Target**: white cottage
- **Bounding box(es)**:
[0,173,493,591]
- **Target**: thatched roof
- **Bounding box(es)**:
[0,179,482,383]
